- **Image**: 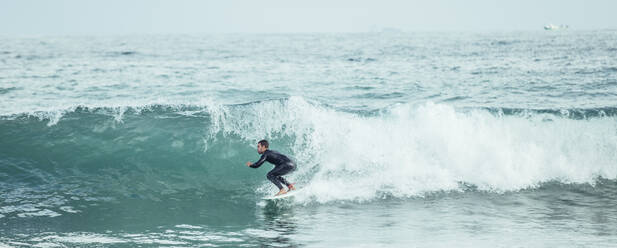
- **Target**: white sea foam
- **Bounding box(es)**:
[207,97,617,203]
[7,230,246,248]
[44,233,126,244]
[17,209,61,218]
[175,224,204,229]
[59,206,80,213]
[133,238,187,245]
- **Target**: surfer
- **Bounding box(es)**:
[246,139,297,196]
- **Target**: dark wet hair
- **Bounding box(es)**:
[258,139,269,148]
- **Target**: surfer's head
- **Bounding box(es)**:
[257,139,269,154]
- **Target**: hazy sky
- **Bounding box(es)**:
[1,0,616,35]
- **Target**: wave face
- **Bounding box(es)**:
[2,97,616,206]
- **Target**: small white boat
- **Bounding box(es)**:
[544,24,569,30]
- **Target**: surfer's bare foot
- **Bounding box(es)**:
[275,189,287,196]
[287,183,296,191]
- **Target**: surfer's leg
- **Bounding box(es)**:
[267,168,285,190]
[277,176,291,187]
[268,168,288,196]
[267,163,295,191]
[277,162,296,190]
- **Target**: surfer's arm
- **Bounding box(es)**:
[249,154,267,168]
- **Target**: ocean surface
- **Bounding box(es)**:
[1,31,617,247]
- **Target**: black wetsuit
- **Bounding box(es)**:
[250,149,296,190]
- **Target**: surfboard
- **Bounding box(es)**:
[262,189,300,200]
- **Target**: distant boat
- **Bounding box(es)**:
[544,24,569,30]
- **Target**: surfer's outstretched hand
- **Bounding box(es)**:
[246,162,252,167]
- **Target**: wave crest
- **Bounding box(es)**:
[204,97,617,202]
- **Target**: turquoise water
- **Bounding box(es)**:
[1,31,617,247]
